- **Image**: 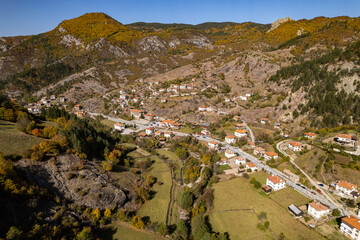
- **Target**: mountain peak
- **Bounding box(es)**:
[268,16,293,32]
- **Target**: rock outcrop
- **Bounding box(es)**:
[268,17,292,32]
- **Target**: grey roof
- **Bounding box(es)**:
[288,204,303,215]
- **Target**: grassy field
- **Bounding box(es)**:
[101,119,116,128]
[0,120,43,156]
[177,126,194,134]
[209,175,324,240]
[137,152,172,224]
[103,222,166,240]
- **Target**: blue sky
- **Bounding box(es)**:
[0,0,359,36]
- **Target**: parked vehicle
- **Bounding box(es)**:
[317,189,322,194]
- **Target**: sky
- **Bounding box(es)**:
[0,0,359,37]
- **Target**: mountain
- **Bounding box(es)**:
[1,12,360,128]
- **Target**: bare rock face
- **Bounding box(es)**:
[59,34,83,47]
[137,36,168,52]
[16,154,131,209]
[268,17,292,32]
[181,34,212,48]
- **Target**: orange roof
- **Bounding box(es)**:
[338,134,352,139]
[146,127,155,130]
[165,132,171,134]
[114,123,124,127]
[289,142,302,147]
[235,129,247,134]
[337,180,357,190]
[199,105,206,108]
[155,130,162,134]
[144,113,155,117]
[162,120,177,125]
[267,175,285,184]
[305,132,317,137]
[248,141,255,145]
[342,215,360,231]
[255,147,265,152]
[265,152,278,157]
[209,141,218,145]
[131,109,144,113]
[74,104,81,107]
[246,162,256,168]
[161,98,167,100]
[139,132,147,137]
[309,201,329,212]
[235,157,245,161]
[226,135,235,139]
[261,118,269,121]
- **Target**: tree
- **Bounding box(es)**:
[42,126,59,139]
[75,227,94,240]
[16,116,30,133]
[157,223,168,236]
[131,215,145,229]
[26,121,36,133]
[91,208,101,222]
[104,209,111,219]
[200,167,212,181]
[4,109,16,122]
[177,190,194,211]
[30,144,44,161]
[191,214,211,240]
[174,219,189,240]
[332,209,341,216]
[32,128,42,137]
[202,153,212,165]
[6,226,23,240]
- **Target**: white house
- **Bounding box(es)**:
[288,142,303,151]
[206,107,215,112]
[130,109,144,118]
[208,141,219,149]
[337,134,353,144]
[266,175,286,191]
[307,201,330,219]
[304,132,317,139]
[264,152,278,161]
[336,180,357,195]
[161,98,168,103]
[245,162,257,172]
[340,215,360,240]
[254,147,266,156]
[218,158,229,166]
[225,149,236,158]
[225,135,236,144]
[234,157,246,165]
[201,129,211,135]
[198,106,207,111]
[164,132,172,138]
[260,118,270,125]
[114,123,125,132]
[240,96,247,101]
[180,85,187,90]
[145,127,155,135]
[235,129,247,138]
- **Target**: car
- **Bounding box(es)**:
[317,189,322,194]
[318,184,324,187]
[296,183,301,186]
[301,186,306,189]
[312,192,316,195]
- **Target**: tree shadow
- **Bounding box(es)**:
[97,226,117,240]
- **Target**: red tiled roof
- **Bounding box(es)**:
[342,215,360,231]
[246,162,256,168]
[131,109,144,113]
[226,135,235,139]
[309,201,329,211]
[289,142,302,147]
[305,132,317,137]
[265,152,278,157]
[235,129,247,134]
[267,175,285,184]
[338,134,352,139]
[337,180,357,191]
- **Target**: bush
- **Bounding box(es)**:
[131,215,145,229]
[177,190,194,211]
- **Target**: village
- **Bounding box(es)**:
[22,77,360,239]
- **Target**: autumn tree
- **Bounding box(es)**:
[131,215,145,229]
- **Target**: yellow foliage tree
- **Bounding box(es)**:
[131,215,144,229]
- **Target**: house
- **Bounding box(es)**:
[337,134,353,144]
[235,129,247,138]
[114,123,125,132]
[161,98,168,103]
[145,127,155,135]
[260,118,270,125]
[59,96,67,102]
[254,147,265,156]
[240,96,247,101]
[264,152,278,160]
[245,162,257,172]
[201,129,211,135]
[133,97,140,103]
[336,180,357,195]
[119,90,126,94]
[351,191,360,200]
[225,135,236,144]
[162,120,178,129]
[308,201,330,219]
[144,114,156,121]
[130,109,144,118]
[225,149,236,158]
[235,123,246,129]
[247,141,255,148]
[266,175,286,191]
[304,132,317,139]
[283,169,299,182]
[206,107,215,112]
[288,142,303,151]
[164,132,172,138]
[218,158,229,166]
[50,95,56,100]
[198,105,207,111]
[74,104,82,111]
[180,85,187,90]
[288,204,304,218]
[120,94,129,100]
[155,130,163,137]
[340,215,360,240]
[234,157,246,165]
[208,141,219,149]
[138,132,147,137]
